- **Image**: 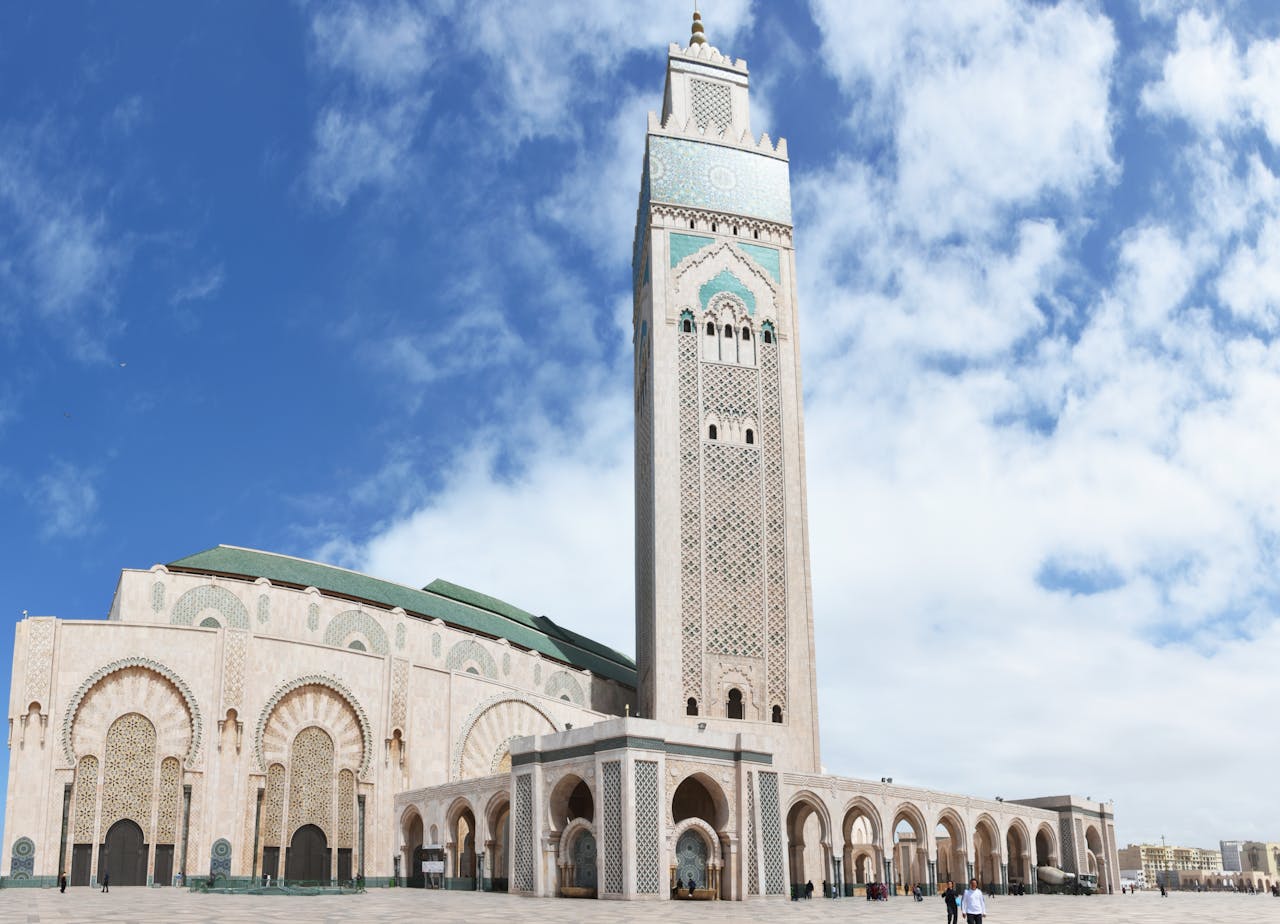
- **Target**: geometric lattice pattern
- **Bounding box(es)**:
[446,640,498,679]
[337,769,355,848]
[678,331,704,704]
[602,761,623,894]
[648,136,792,226]
[758,771,786,895]
[287,726,334,840]
[746,771,759,894]
[170,584,250,630]
[702,441,763,658]
[155,757,182,843]
[512,774,534,892]
[263,763,286,848]
[1060,817,1076,873]
[544,671,585,706]
[761,339,788,712]
[210,838,232,878]
[690,78,732,135]
[73,755,98,843]
[10,837,34,878]
[323,610,389,656]
[633,760,661,893]
[100,713,156,834]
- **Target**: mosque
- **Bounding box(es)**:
[2,14,1119,899]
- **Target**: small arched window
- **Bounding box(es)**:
[686,698,698,716]
[348,640,367,652]
[733,226,739,235]
[706,321,715,336]
[690,219,696,229]
[763,330,773,344]
[772,705,783,724]
[711,222,717,232]
[753,229,760,240]
[727,688,744,720]
[745,429,754,445]
[682,318,692,333]
[708,424,718,440]
[723,325,733,338]
[742,327,750,340]
[199,616,221,630]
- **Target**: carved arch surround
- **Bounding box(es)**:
[556,817,596,864]
[451,694,558,781]
[670,241,781,322]
[670,817,723,867]
[62,657,202,766]
[255,674,372,778]
[170,583,250,630]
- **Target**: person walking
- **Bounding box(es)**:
[942,880,960,924]
[961,878,986,923]
[100,872,109,893]
[59,873,67,893]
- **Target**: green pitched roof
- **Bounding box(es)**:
[166,545,636,686]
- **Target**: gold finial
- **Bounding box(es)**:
[690,7,706,46]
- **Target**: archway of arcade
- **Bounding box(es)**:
[891,805,928,894]
[1085,825,1109,894]
[401,808,424,888]
[1035,824,1058,869]
[1006,821,1031,888]
[973,817,1001,890]
[935,811,967,887]
[448,801,477,881]
[486,795,511,888]
[671,773,730,898]
[841,801,881,889]
[548,774,596,897]
[786,796,830,894]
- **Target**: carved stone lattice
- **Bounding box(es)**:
[263,763,286,848]
[72,755,99,842]
[761,339,787,711]
[337,769,355,848]
[257,594,270,625]
[636,328,655,693]
[155,757,182,843]
[390,659,409,732]
[602,761,623,894]
[758,771,785,894]
[634,760,661,893]
[323,609,389,656]
[544,671,585,706]
[287,726,334,840]
[151,581,166,613]
[446,639,497,678]
[512,773,534,892]
[395,622,405,650]
[431,633,441,658]
[690,77,732,135]
[678,331,703,703]
[702,440,763,658]
[746,771,759,893]
[99,713,157,834]
[23,618,55,709]
[242,779,260,874]
[170,584,249,629]
[222,630,247,710]
[307,603,319,631]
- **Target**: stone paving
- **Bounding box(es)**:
[2,888,1279,924]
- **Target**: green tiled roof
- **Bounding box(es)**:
[166,545,636,686]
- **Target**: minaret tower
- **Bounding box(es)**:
[633,13,820,772]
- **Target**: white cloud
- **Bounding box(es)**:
[170,264,225,306]
[307,100,427,207]
[27,460,100,540]
[310,0,439,91]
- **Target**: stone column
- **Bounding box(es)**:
[1001,862,1008,895]
[927,859,936,896]
[884,858,893,897]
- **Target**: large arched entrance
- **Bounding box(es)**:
[672,774,728,898]
[1084,825,1108,893]
[1035,824,1057,868]
[935,811,967,887]
[286,824,330,882]
[402,809,424,887]
[486,795,511,891]
[100,819,148,886]
[675,829,709,890]
[891,805,928,895]
[1006,822,1030,890]
[450,804,477,881]
[973,817,1001,891]
[841,800,881,894]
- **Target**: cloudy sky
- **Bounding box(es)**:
[3,0,1279,850]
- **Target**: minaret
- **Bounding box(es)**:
[633,14,820,772]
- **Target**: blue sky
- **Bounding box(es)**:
[4,1,1280,850]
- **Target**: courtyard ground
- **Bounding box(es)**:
[1,887,1279,923]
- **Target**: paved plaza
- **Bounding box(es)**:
[1,889,1279,924]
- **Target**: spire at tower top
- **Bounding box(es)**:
[690,7,706,46]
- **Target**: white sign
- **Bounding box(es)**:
[422,860,445,874]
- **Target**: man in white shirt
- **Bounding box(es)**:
[961,877,987,923]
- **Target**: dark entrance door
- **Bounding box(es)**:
[154,844,174,885]
[285,825,330,883]
[70,844,93,886]
[262,846,280,880]
[100,819,148,886]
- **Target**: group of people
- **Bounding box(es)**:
[941,878,989,924]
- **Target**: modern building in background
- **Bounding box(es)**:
[1119,841,1278,891]
[3,14,1120,900]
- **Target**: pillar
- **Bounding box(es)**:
[928,859,936,896]
[884,858,893,896]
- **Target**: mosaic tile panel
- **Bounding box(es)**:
[602,761,623,894]
[670,232,713,268]
[512,773,534,892]
[648,135,791,225]
[678,331,703,705]
[762,340,788,713]
[10,837,34,879]
[737,242,781,282]
[171,584,249,630]
[210,838,231,878]
[699,268,756,314]
[323,610,389,656]
[634,760,661,893]
[758,771,785,895]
